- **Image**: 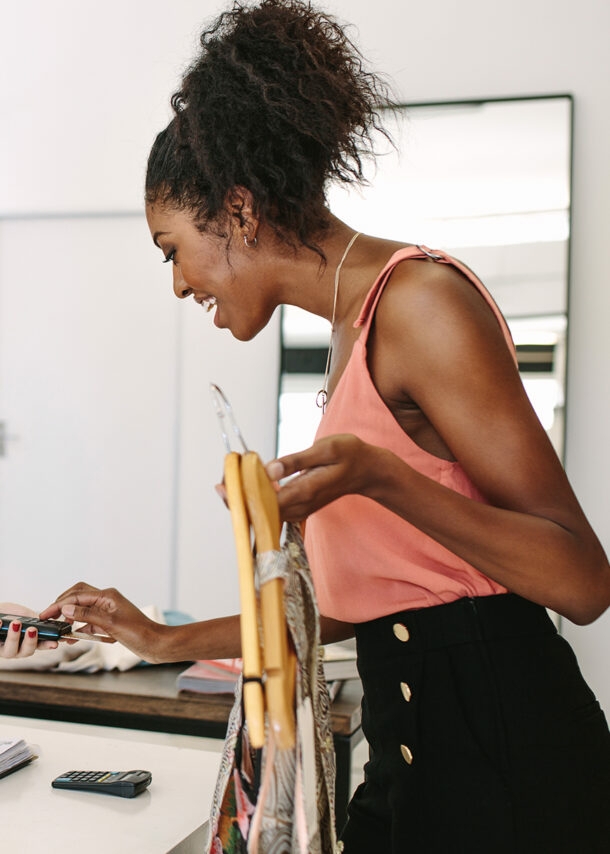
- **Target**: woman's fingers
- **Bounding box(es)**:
[265,460,286,481]
[215,483,229,506]
[39,583,103,620]
[0,620,23,658]
[265,434,371,520]
[59,600,113,632]
[0,620,58,658]
[17,626,42,656]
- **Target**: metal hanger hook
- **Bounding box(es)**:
[209,383,249,454]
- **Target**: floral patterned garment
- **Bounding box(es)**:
[206,523,340,854]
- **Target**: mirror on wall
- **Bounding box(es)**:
[278,95,572,461]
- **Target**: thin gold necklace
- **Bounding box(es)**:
[316,231,361,411]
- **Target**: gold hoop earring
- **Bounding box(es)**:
[243,235,258,248]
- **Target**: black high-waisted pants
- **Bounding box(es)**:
[340,594,610,853]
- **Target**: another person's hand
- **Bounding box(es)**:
[39,584,171,664]
[0,603,59,658]
[266,433,388,522]
[40,584,241,664]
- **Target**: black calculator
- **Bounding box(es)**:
[51,769,152,797]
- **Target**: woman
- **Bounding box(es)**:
[41,1,610,850]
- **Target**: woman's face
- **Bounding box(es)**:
[145,202,276,341]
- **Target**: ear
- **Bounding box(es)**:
[224,186,259,243]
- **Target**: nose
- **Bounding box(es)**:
[172,267,192,300]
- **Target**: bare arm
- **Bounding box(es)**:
[267,261,610,625]
[39,585,352,660]
[320,615,355,644]
[39,585,242,663]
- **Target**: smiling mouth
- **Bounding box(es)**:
[199,296,217,312]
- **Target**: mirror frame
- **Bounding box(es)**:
[277,94,573,462]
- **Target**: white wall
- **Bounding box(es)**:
[1,0,609,706]
[0,0,280,622]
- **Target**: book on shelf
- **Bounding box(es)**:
[176,644,358,695]
[0,737,38,779]
[176,658,243,694]
[321,642,359,682]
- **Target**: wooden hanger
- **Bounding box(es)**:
[223,451,265,748]
[212,385,295,750]
[241,451,296,750]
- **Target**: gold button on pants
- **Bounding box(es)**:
[392,622,410,642]
[400,744,414,765]
[400,681,412,702]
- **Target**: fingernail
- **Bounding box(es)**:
[266,461,284,481]
[27,628,37,638]
[62,605,75,617]
[11,622,20,632]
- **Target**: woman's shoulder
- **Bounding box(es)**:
[356,242,477,309]
[377,250,490,327]
[371,250,515,387]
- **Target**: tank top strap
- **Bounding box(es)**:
[354,244,517,365]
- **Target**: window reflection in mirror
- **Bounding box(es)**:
[278,96,572,462]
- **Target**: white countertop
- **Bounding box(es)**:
[0,715,223,853]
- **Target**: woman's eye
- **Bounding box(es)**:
[163,249,176,264]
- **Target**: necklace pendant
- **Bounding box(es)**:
[316,389,327,411]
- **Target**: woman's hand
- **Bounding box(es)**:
[266,434,387,521]
[39,584,171,664]
[40,585,243,663]
[0,603,59,658]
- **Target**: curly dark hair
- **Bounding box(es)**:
[145,0,394,253]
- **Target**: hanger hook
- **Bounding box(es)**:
[209,383,249,454]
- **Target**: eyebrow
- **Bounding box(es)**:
[152,231,168,248]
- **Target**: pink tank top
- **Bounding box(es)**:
[304,246,513,623]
